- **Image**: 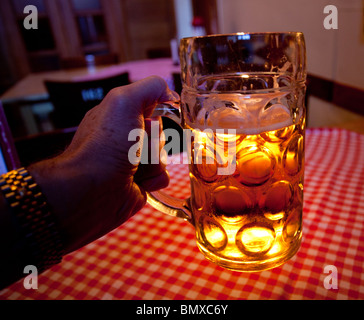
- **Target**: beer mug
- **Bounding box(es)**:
[148,32,306,272]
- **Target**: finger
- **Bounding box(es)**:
[107,76,179,119]
[137,170,170,192]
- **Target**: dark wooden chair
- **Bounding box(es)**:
[0,101,20,171]
[1,100,78,167]
[60,53,119,69]
[44,72,130,129]
[14,127,77,167]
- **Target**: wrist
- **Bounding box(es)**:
[0,168,64,272]
[28,155,91,254]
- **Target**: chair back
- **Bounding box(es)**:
[45,72,130,129]
[0,101,20,172]
[14,127,77,167]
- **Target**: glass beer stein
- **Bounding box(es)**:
[148,32,306,272]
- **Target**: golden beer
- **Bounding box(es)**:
[187,116,304,271]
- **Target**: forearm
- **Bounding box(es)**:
[0,77,174,290]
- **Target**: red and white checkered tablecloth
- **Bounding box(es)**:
[1,128,364,300]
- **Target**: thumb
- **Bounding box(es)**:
[109,76,179,119]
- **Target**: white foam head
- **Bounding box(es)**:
[188,103,293,135]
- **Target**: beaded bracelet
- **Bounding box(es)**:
[0,168,64,273]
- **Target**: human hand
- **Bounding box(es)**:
[28,76,178,254]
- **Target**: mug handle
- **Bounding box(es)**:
[147,102,193,224]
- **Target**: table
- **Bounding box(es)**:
[0,128,363,300]
[0,58,180,103]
